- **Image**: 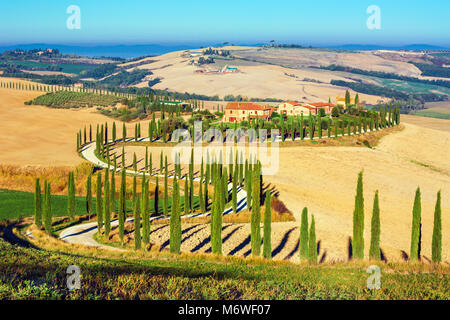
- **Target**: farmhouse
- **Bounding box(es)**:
[278,101,310,116]
[336,96,354,109]
[223,102,274,122]
[303,102,335,114]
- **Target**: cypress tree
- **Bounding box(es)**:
[308,215,317,264]
[170,177,181,254]
[110,170,116,218]
[164,158,169,216]
[210,177,223,254]
[96,172,103,232]
[86,174,92,219]
[184,178,190,215]
[142,178,150,245]
[132,174,137,212]
[232,163,237,213]
[352,171,365,259]
[410,187,421,261]
[67,172,75,220]
[103,169,111,237]
[122,146,125,168]
[154,175,159,216]
[133,153,137,172]
[112,122,116,142]
[250,165,261,256]
[199,159,205,213]
[263,191,272,259]
[34,178,42,228]
[43,181,52,233]
[432,191,442,263]
[134,196,141,250]
[118,169,126,243]
[299,207,309,261]
[122,122,127,142]
[369,191,381,260]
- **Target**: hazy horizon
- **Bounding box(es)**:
[1,0,449,48]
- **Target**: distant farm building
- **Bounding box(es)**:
[277,101,312,116]
[336,96,354,109]
[223,102,274,123]
[303,102,334,114]
[159,100,191,109]
[277,101,334,116]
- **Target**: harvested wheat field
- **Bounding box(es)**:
[401,114,450,132]
[118,122,449,263]
[127,47,384,103]
[0,84,150,167]
[1,85,448,263]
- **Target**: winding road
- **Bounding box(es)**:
[60,137,248,248]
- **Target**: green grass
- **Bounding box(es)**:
[0,189,199,221]
[413,110,450,119]
[0,233,448,300]
[6,60,97,75]
[27,91,123,109]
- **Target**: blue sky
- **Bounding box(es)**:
[0,0,449,46]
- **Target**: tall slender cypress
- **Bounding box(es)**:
[410,187,422,261]
[142,178,150,245]
[369,191,381,260]
[110,170,116,218]
[250,165,261,256]
[263,191,272,259]
[164,158,169,216]
[154,176,159,216]
[432,191,442,263]
[134,196,141,250]
[299,207,309,261]
[352,171,365,259]
[96,172,103,232]
[86,174,92,219]
[103,169,111,237]
[232,164,237,213]
[67,172,75,220]
[184,178,190,215]
[43,182,52,233]
[170,178,181,253]
[119,169,126,242]
[308,215,317,264]
[122,122,127,142]
[34,178,42,228]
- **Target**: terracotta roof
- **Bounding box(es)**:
[225,102,270,111]
[308,102,335,108]
[286,101,302,106]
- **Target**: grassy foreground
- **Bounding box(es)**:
[0,222,448,300]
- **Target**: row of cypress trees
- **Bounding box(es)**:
[351,171,442,263]
[34,178,53,233]
[299,208,318,263]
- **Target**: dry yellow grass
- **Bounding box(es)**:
[126,47,385,103]
[0,83,150,167]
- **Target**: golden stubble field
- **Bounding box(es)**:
[0,86,448,263]
[127,47,386,104]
